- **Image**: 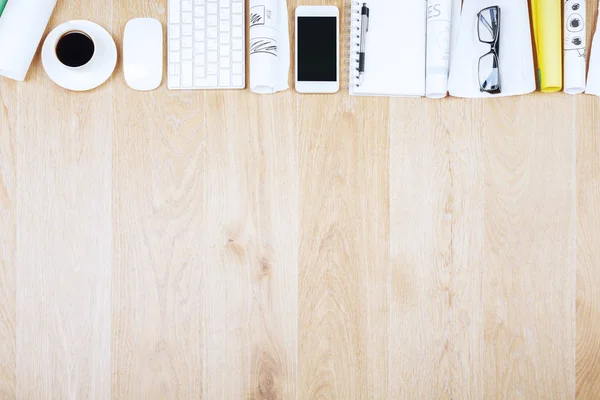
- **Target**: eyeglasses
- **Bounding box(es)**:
[477,6,501,94]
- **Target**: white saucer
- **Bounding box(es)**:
[42,20,117,91]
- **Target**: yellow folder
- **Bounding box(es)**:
[531,0,563,92]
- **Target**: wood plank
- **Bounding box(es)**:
[482,95,576,398]
[203,90,298,399]
[388,98,484,398]
[0,79,18,399]
[14,1,113,397]
[111,3,205,398]
[575,95,600,399]
[576,3,600,396]
[298,92,389,398]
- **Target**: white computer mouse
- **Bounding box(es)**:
[124,18,163,91]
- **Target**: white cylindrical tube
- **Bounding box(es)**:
[249,0,289,94]
[426,0,452,99]
[0,0,57,81]
[564,0,586,95]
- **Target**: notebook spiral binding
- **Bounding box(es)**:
[343,1,362,88]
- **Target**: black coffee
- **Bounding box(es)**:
[55,31,95,68]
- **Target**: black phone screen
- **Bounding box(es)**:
[297,16,337,82]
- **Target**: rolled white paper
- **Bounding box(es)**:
[249,0,290,94]
[426,0,452,98]
[449,0,462,66]
[0,0,57,81]
[564,0,587,95]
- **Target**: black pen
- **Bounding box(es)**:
[358,3,369,85]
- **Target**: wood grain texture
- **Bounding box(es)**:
[389,98,484,399]
[14,1,113,397]
[0,0,599,397]
[298,92,390,399]
[483,95,576,398]
[577,4,600,398]
[576,95,600,399]
[0,77,17,400]
[203,90,297,399]
[111,1,206,398]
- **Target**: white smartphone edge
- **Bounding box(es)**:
[295,5,340,94]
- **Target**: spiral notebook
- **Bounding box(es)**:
[347,0,426,97]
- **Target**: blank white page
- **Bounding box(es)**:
[349,0,426,97]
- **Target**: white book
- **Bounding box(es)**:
[347,0,427,97]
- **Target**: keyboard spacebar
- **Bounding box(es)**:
[196,76,218,87]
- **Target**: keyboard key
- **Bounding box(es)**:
[207,27,218,38]
[182,0,192,11]
[169,0,181,23]
[207,63,218,74]
[195,42,205,53]
[182,37,192,48]
[220,33,231,44]
[232,51,243,62]
[219,70,231,87]
[232,3,243,13]
[207,51,218,62]
[169,63,180,75]
[170,39,181,51]
[182,49,193,60]
[182,12,193,23]
[220,57,231,68]
[232,14,243,26]
[169,24,181,39]
[207,39,217,50]
[220,0,230,7]
[220,44,230,54]
[169,75,181,88]
[195,18,205,29]
[195,66,206,77]
[182,61,193,87]
[195,6,205,16]
[232,26,243,37]
[220,8,230,19]
[169,51,181,62]
[194,30,205,41]
[182,24,193,35]
[207,3,218,13]
[194,0,205,4]
[232,39,243,50]
[232,63,243,74]
[232,75,243,87]
[196,76,218,87]
[194,56,205,65]
[208,15,218,26]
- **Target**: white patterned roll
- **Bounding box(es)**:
[426,0,452,98]
[564,0,586,95]
[0,0,57,81]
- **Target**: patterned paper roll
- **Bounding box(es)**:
[564,0,586,95]
[0,0,57,81]
[426,0,452,98]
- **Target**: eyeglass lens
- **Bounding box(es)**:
[478,7,500,43]
[479,52,500,92]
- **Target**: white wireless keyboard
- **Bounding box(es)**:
[168,0,245,89]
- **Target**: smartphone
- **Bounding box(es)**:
[295,6,340,94]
